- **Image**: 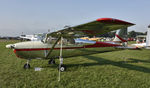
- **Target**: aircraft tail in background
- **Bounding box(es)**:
[146,25,150,49]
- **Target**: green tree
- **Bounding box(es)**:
[128,31,136,38]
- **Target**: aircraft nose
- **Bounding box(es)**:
[6,44,15,49]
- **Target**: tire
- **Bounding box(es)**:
[58,65,66,72]
[48,59,55,64]
[24,63,30,69]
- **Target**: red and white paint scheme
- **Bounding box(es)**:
[6,18,135,71]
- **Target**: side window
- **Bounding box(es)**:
[61,38,75,45]
[46,36,58,44]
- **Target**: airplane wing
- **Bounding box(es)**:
[47,18,135,38]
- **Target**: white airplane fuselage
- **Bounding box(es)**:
[6,40,121,60]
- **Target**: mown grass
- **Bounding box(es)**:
[1,41,150,88]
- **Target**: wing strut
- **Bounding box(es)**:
[58,36,63,81]
[45,35,61,59]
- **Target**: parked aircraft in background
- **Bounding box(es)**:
[146,25,150,49]
[6,18,135,72]
[20,33,46,41]
[80,27,128,44]
[131,43,146,48]
[131,25,150,49]
[80,37,101,41]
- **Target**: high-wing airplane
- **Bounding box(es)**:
[6,18,135,72]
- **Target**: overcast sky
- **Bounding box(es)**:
[0,0,150,36]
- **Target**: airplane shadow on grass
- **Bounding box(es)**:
[43,49,150,73]
[64,55,150,73]
[120,58,150,64]
[44,49,122,68]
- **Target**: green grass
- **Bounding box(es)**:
[127,41,136,44]
[1,41,150,88]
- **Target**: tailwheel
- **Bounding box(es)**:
[58,65,66,72]
[24,63,30,69]
[48,59,55,64]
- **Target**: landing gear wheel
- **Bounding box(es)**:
[48,59,55,64]
[24,63,30,69]
[58,65,66,72]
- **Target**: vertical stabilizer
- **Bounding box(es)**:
[113,28,128,43]
[146,25,150,49]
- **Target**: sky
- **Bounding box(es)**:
[0,0,150,37]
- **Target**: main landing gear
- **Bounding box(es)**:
[58,57,66,72]
[58,64,66,72]
[24,60,30,69]
[48,58,66,72]
[23,58,66,71]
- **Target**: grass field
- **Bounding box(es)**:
[1,41,150,88]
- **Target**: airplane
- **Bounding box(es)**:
[6,18,135,72]
[131,43,146,48]
[80,28,128,46]
[146,25,150,49]
[79,28,128,42]
[80,37,101,41]
[130,25,150,48]
[19,33,46,41]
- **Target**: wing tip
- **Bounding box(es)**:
[96,18,135,26]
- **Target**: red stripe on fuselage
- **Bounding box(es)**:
[14,42,120,51]
[86,41,120,47]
